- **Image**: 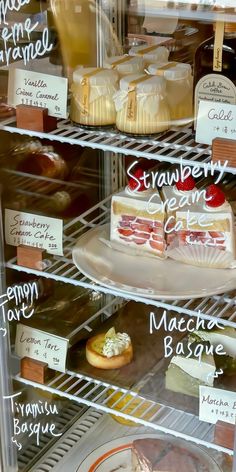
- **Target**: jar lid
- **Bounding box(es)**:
[148,62,192,80]
[73,67,118,85]
[129,45,169,62]
[104,55,144,73]
[120,74,166,93]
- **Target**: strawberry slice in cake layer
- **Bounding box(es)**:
[110,170,165,257]
[173,184,236,267]
[161,175,198,247]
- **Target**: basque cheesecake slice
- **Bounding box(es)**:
[132,438,200,471]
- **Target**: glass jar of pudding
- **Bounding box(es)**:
[70,67,119,127]
[114,74,170,135]
[148,62,193,126]
[104,55,144,78]
[129,45,169,67]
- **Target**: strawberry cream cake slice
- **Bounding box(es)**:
[162,174,197,246]
[171,184,236,268]
[110,170,166,258]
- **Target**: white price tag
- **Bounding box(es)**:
[15,324,69,373]
[8,69,68,118]
[196,100,236,145]
[199,386,236,425]
[5,209,63,256]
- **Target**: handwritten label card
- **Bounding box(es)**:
[199,386,236,425]
[196,100,236,145]
[8,69,68,118]
[15,324,69,373]
[5,209,63,256]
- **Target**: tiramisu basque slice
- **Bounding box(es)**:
[132,438,201,471]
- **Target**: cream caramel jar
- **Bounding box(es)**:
[104,55,144,77]
[114,74,170,135]
[129,45,169,67]
[148,62,193,125]
[70,67,119,126]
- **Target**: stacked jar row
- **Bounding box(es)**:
[70,44,193,135]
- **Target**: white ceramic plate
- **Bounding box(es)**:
[72,224,236,300]
[76,433,222,471]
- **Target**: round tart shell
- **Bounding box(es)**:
[86,333,133,369]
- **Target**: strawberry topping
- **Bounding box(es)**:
[128,168,146,192]
[176,175,195,191]
[206,184,226,208]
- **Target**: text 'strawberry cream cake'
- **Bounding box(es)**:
[110,170,166,258]
[169,184,236,268]
[162,175,197,246]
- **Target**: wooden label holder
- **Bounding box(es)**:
[21,357,54,384]
[16,104,57,132]
[212,137,236,168]
[214,420,235,450]
[17,245,45,271]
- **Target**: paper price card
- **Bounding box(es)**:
[199,386,236,425]
[5,209,63,256]
[196,100,236,145]
[8,69,68,118]
[15,324,69,373]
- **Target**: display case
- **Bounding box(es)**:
[0,1,236,471]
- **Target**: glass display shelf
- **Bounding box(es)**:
[132,3,236,24]
[5,187,236,328]
[17,400,87,472]
[14,368,232,457]
[1,117,228,173]
[11,290,236,459]
[29,409,231,472]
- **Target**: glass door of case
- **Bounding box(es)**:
[0,1,235,471]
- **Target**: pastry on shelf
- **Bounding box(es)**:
[167,184,236,268]
[165,353,216,398]
[191,327,236,376]
[86,327,133,369]
[0,102,15,120]
[110,169,166,258]
[17,145,68,179]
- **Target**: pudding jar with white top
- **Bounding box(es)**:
[70,67,119,127]
[148,62,193,125]
[129,44,170,67]
[104,55,144,78]
[114,74,170,135]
